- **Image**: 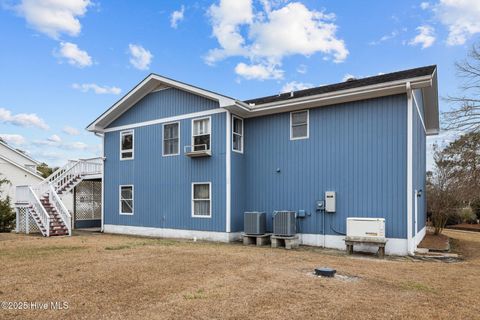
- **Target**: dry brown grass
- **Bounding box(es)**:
[0,229,479,320]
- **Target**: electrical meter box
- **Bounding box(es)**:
[325,191,336,213]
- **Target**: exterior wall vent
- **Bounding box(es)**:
[244,212,266,235]
[273,211,296,236]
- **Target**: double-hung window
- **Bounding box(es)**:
[163,122,180,156]
[290,110,309,140]
[232,116,243,153]
[120,130,134,160]
[192,117,211,151]
[119,185,134,215]
[192,183,211,217]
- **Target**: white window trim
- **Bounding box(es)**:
[290,110,309,140]
[162,121,180,157]
[191,116,212,152]
[119,184,134,215]
[232,115,244,154]
[191,182,212,218]
[120,129,134,160]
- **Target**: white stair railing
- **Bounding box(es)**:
[27,186,50,237]
[15,157,103,237]
[49,184,72,236]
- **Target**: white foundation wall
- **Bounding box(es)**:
[104,224,242,242]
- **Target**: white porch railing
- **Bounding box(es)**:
[16,186,50,236]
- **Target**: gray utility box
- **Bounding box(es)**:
[244,212,266,235]
[273,211,296,236]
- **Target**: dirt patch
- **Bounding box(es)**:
[0,230,479,320]
[447,223,480,232]
[418,232,450,251]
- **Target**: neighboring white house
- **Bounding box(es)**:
[0,141,43,203]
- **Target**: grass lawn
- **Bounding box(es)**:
[1,230,479,320]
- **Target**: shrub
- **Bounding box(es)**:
[0,195,15,232]
[471,198,480,222]
[460,207,477,224]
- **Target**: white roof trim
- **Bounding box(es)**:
[0,141,40,165]
[0,155,44,180]
[87,74,238,132]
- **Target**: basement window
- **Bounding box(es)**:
[163,122,180,156]
[119,185,134,215]
[232,116,244,153]
[192,182,211,218]
[290,110,309,140]
[120,130,134,160]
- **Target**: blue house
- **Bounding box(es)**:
[87,65,439,255]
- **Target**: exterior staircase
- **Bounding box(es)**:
[15,158,102,237]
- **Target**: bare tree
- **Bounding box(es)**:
[443,43,480,132]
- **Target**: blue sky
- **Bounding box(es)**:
[0,0,479,167]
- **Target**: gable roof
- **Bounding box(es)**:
[0,155,43,180]
[86,74,248,132]
[0,141,40,165]
[87,65,439,135]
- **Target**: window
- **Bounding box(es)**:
[192,117,211,151]
[163,122,180,156]
[290,110,309,140]
[232,116,243,153]
[119,185,134,215]
[120,130,134,160]
[192,183,211,217]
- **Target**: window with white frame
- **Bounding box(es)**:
[163,122,179,156]
[120,130,134,159]
[232,116,243,153]
[192,118,210,151]
[192,183,211,217]
[290,110,309,140]
[119,185,134,215]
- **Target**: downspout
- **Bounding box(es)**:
[406,82,414,256]
[95,132,105,233]
[225,111,231,234]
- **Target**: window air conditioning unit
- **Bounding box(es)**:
[273,211,296,236]
[244,212,266,235]
[346,217,386,241]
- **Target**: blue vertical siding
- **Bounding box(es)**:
[104,112,227,232]
[239,95,408,239]
[413,89,427,233]
[107,88,220,128]
[231,146,245,232]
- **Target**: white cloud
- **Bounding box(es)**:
[62,126,80,136]
[296,64,307,74]
[280,81,313,93]
[369,30,399,45]
[420,2,430,10]
[0,134,26,145]
[72,83,121,95]
[0,107,49,130]
[235,62,283,80]
[206,0,348,80]
[342,73,356,82]
[432,0,480,45]
[63,141,88,150]
[56,42,92,67]
[128,44,153,70]
[409,25,436,49]
[48,134,61,143]
[170,5,185,29]
[15,0,91,39]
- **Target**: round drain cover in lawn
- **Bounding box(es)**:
[315,267,336,277]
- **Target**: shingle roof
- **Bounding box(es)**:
[244,65,437,105]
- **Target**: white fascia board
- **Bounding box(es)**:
[0,155,44,180]
[87,74,238,132]
[245,75,433,112]
[0,141,40,165]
